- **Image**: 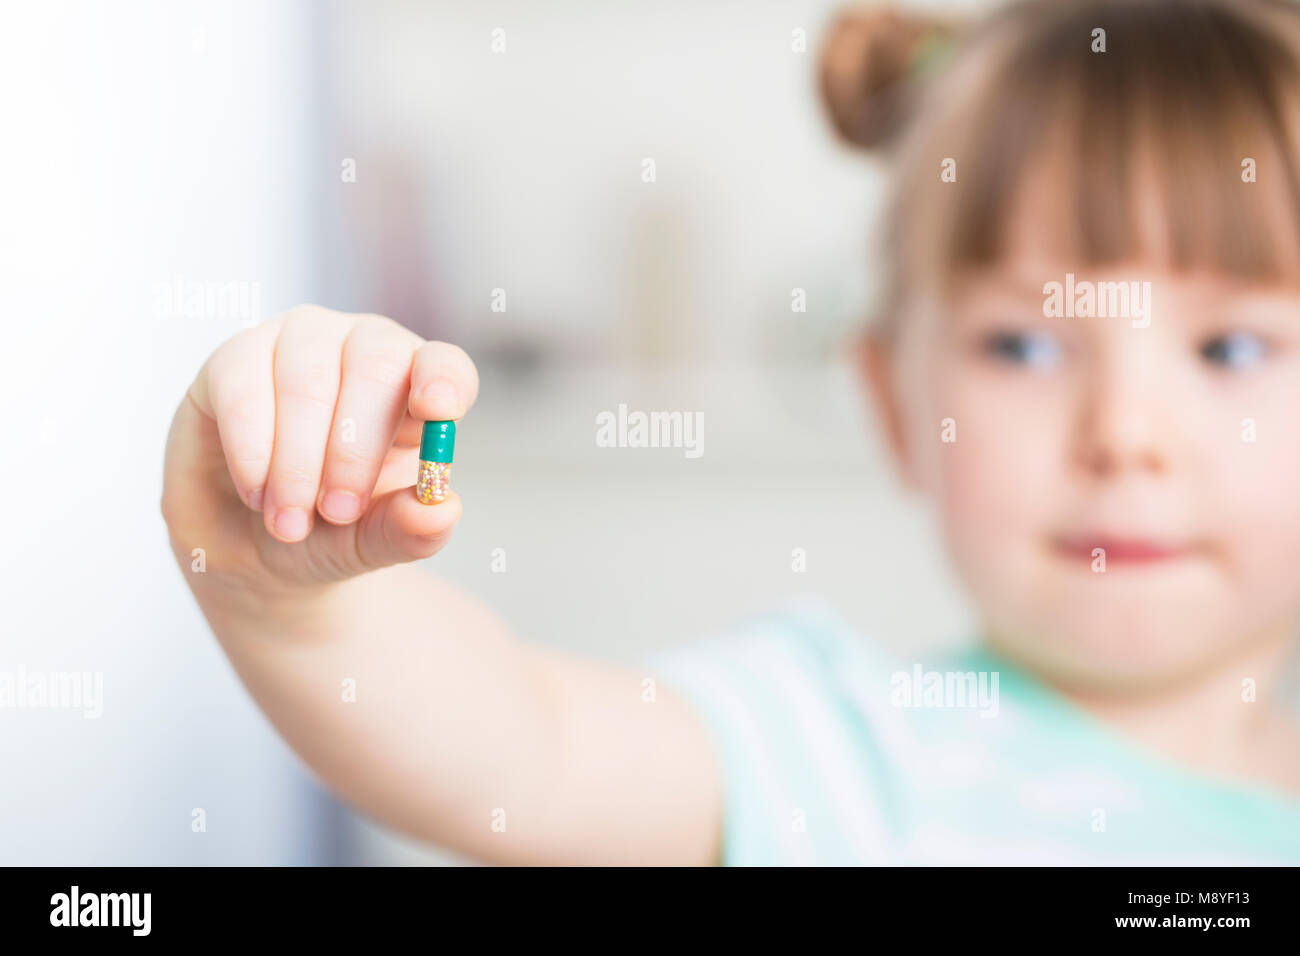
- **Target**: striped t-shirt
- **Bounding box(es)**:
[647,598,1300,865]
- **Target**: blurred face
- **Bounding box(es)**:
[874,231,1300,691]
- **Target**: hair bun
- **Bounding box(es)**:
[819,6,965,150]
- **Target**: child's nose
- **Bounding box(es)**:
[1071,352,1171,479]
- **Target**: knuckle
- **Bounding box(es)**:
[216,388,269,435]
[349,349,411,395]
[279,364,339,410]
[227,447,271,480]
[281,303,332,326]
[358,312,410,337]
[327,439,374,474]
[280,305,353,344]
[219,323,263,354]
[271,461,323,496]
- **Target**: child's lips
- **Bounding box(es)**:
[1052,533,1196,565]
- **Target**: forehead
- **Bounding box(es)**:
[995,122,1300,290]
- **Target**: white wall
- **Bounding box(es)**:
[0,0,334,864]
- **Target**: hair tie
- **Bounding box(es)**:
[907,23,959,79]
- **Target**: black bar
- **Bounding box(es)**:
[0,865,1292,943]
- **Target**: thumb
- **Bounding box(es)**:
[351,487,464,571]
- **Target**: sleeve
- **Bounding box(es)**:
[643,601,894,866]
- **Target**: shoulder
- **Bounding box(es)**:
[643,597,905,865]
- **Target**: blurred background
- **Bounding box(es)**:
[0,0,975,865]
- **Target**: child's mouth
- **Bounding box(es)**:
[1052,533,1196,566]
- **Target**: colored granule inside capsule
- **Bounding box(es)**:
[417,460,451,504]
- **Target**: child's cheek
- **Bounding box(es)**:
[921,369,1068,580]
[1203,376,1300,615]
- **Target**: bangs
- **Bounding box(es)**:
[884,0,1300,320]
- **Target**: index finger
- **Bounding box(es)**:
[408,341,480,422]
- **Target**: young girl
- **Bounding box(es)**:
[162,0,1300,865]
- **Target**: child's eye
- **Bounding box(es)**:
[979,330,1064,369]
[1200,332,1270,369]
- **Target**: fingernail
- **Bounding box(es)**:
[247,488,264,511]
[321,489,361,523]
[420,378,462,418]
[274,507,310,541]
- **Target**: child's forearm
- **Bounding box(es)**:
[187,561,567,861]
[164,309,721,863]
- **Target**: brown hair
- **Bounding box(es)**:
[822,0,1300,339]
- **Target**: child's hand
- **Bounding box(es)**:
[161,305,478,595]
[162,306,723,865]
